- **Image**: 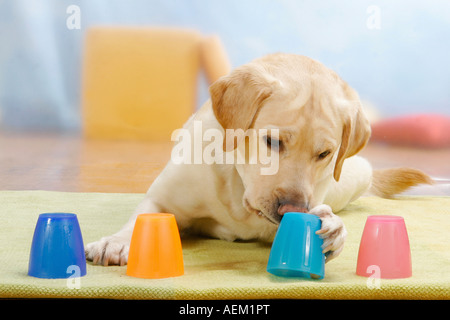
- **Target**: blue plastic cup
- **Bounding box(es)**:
[267,212,325,279]
[28,213,87,279]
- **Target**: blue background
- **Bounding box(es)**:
[1,0,449,132]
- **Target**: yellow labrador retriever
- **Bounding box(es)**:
[85,53,431,266]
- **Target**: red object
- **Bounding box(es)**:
[371,113,450,148]
[356,215,412,279]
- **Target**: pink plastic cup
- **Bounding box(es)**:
[356,215,412,279]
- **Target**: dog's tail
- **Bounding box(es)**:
[370,167,434,198]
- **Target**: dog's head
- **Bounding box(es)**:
[210,54,371,224]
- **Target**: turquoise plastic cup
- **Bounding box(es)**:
[267,212,325,279]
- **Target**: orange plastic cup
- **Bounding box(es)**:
[126,213,184,279]
[356,215,412,279]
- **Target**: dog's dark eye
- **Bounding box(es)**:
[318,150,331,160]
[263,135,282,151]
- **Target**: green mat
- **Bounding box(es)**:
[0,190,449,299]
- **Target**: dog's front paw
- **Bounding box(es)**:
[309,204,347,263]
[85,235,129,266]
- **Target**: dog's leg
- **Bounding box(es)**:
[85,197,162,266]
[309,204,347,263]
[324,155,373,212]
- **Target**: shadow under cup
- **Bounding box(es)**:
[28,213,87,279]
[267,212,325,279]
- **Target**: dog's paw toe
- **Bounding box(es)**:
[309,204,347,263]
[85,235,129,266]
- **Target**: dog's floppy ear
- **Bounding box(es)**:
[334,104,371,181]
[209,64,278,151]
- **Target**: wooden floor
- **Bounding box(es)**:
[1,131,449,195]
